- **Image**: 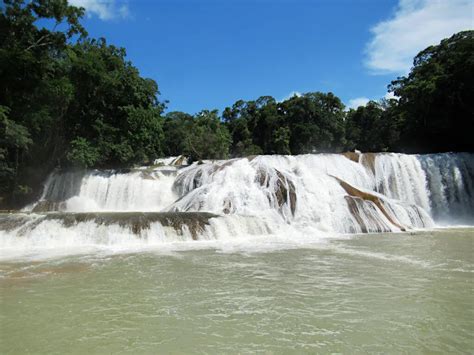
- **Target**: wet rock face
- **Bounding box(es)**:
[256,168,297,216]
[140,171,159,180]
[332,176,406,232]
[47,212,217,240]
[341,152,378,175]
[274,171,297,216]
[360,153,377,174]
[222,199,233,214]
[344,196,393,233]
[172,165,218,197]
[0,212,218,241]
[172,160,242,204]
[342,152,360,163]
[31,200,66,212]
[171,155,189,166]
[0,213,33,232]
[159,213,213,240]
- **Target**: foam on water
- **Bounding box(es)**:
[3,152,473,260]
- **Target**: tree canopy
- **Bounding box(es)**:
[1,0,167,206]
[388,31,474,153]
[222,92,346,156]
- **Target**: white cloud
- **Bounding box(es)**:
[347,97,370,109]
[384,91,398,100]
[365,0,473,74]
[279,91,302,102]
[347,92,399,110]
[118,4,130,18]
[69,0,130,20]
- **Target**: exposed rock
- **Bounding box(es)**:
[172,164,220,196]
[114,168,132,174]
[345,196,367,233]
[341,152,378,175]
[171,155,188,166]
[158,169,180,176]
[256,168,270,188]
[0,213,47,235]
[215,159,238,171]
[360,153,377,174]
[256,168,297,216]
[173,169,199,196]
[140,171,159,180]
[19,212,219,240]
[31,200,66,212]
[275,171,297,216]
[345,196,393,233]
[332,176,406,231]
[342,151,360,163]
[222,199,233,214]
[0,213,33,231]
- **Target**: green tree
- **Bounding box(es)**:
[279,92,346,153]
[66,137,100,168]
[345,100,400,152]
[64,39,165,167]
[121,106,164,164]
[272,127,291,155]
[223,99,266,156]
[185,110,231,161]
[163,111,194,156]
[388,30,474,152]
[0,1,166,208]
[0,0,85,207]
[0,105,33,203]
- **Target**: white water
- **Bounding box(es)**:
[35,169,177,211]
[2,153,473,258]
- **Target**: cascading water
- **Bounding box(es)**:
[33,168,177,212]
[418,153,474,223]
[1,153,473,258]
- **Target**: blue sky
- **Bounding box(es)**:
[69,0,472,113]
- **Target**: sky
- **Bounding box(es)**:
[68,0,472,113]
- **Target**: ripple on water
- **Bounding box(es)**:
[0,228,473,353]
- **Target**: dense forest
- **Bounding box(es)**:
[1,0,473,208]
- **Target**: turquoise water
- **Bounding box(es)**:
[1,228,473,354]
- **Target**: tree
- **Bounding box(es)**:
[162,111,194,157]
[279,92,346,153]
[272,127,291,155]
[64,39,165,167]
[0,1,166,208]
[0,0,86,207]
[345,100,400,152]
[223,92,346,155]
[223,99,264,156]
[185,110,231,161]
[0,105,33,203]
[388,30,474,152]
[66,137,100,168]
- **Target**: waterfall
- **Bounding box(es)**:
[33,167,178,212]
[418,153,474,223]
[3,152,473,258]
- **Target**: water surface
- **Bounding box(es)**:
[1,228,473,354]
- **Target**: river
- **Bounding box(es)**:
[1,228,473,353]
